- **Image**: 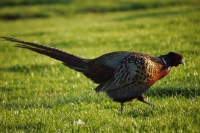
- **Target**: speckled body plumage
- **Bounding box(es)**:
[95,52,171,103]
[1,37,184,112]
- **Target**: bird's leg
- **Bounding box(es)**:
[137,94,153,106]
[120,102,124,113]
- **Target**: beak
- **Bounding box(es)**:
[180,59,185,65]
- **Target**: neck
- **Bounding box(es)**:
[159,55,173,67]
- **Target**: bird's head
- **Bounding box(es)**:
[160,52,185,67]
[168,52,185,67]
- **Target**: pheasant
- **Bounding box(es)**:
[1,37,184,112]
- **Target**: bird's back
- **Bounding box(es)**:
[83,52,131,83]
[83,52,153,84]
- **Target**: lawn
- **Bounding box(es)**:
[0,0,200,132]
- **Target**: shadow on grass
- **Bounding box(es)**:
[0,13,49,20]
[114,8,200,21]
[0,0,72,7]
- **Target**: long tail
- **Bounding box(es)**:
[1,37,89,72]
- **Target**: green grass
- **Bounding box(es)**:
[0,0,200,132]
